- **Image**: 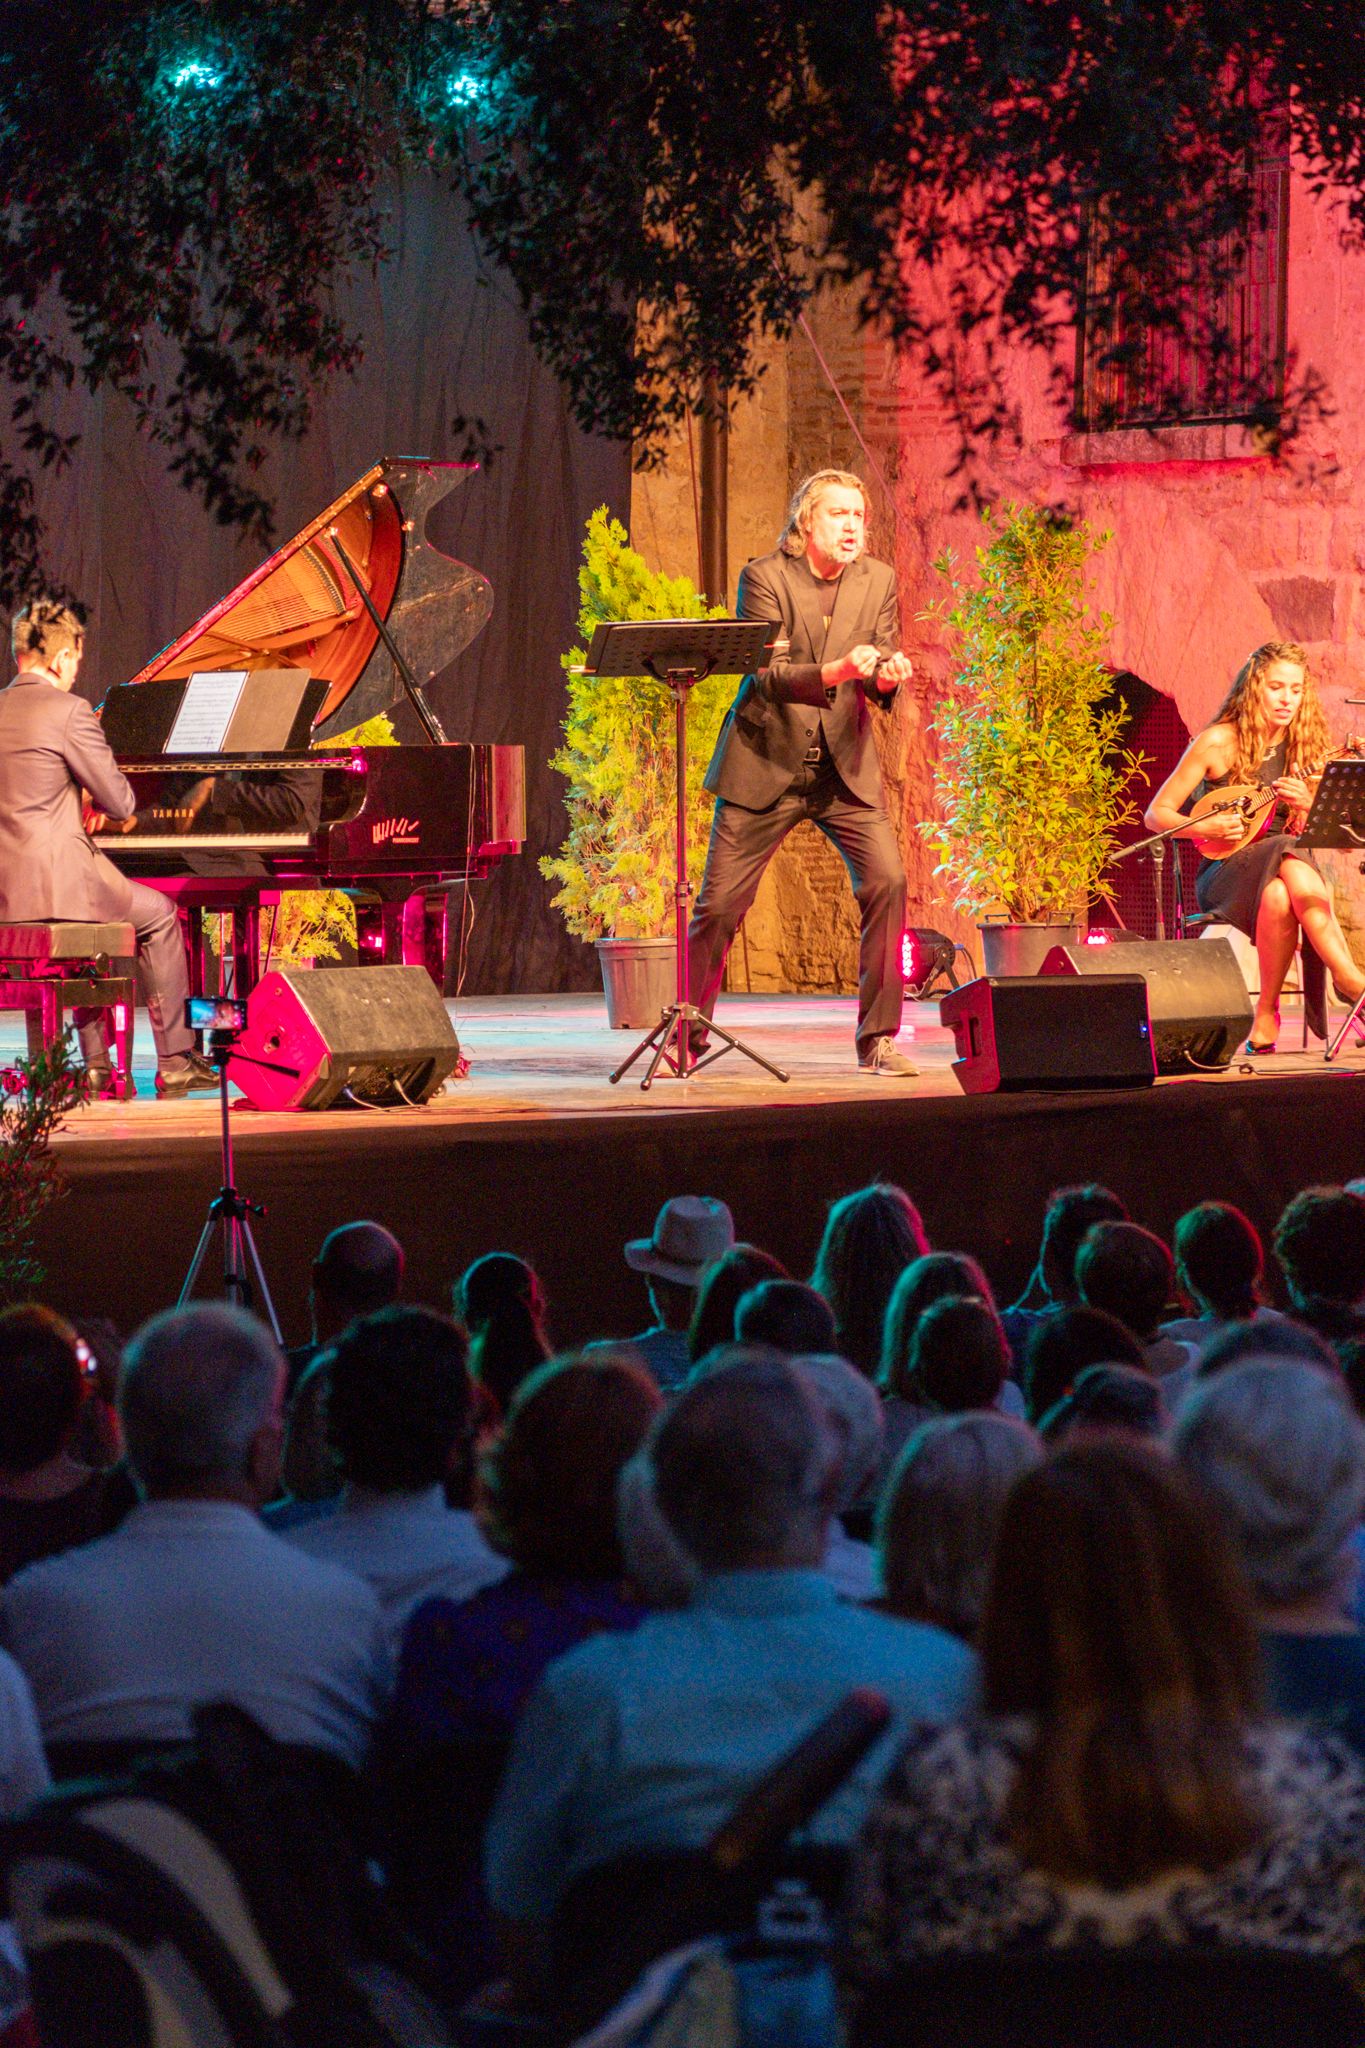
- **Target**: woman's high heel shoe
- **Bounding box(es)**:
[1244,1037,1279,1055]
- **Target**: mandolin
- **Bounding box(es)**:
[1186,783,1280,862]
[1187,734,1365,861]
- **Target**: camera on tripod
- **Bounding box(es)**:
[186,995,248,1040]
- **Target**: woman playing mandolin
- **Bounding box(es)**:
[1145,640,1365,1052]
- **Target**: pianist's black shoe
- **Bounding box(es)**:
[155,1054,219,1100]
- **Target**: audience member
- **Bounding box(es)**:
[686,1244,788,1364]
[734,1279,837,1357]
[0,1307,111,1582]
[1196,1316,1339,1379]
[455,1252,552,1415]
[288,1221,404,1387]
[285,1307,506,1652]
[1000,1183,1129,1362]
[789,1352,885,1600]
[1163,1201,1283,1345]
[901,1296,1011,1417]
[262,1350,341,1532]
[1037,1361,1168,1445]
[485,1356,974,1970]
[1175,1359,1365,1755]
[812,1182,929,1379]
[380,1352,661,1991]
[616,1196,736,1391]
[1020,1305,1146,1425]
[880,1253,998,1386]
[848,1442,1365,1992]
[1274,1186,1365,1345]
[1076,1220,1194,1387]
[1,1305,388,1769]
[877,1413,1041,1640]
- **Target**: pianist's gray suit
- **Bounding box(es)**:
[0,672,193,1062]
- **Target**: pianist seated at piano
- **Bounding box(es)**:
[0,599,216,1099]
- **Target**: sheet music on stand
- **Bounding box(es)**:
[1295,756,1365,1062]
[1296,758,1365,850]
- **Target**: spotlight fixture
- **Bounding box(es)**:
[164,58,225,92]
[900,927,962,999]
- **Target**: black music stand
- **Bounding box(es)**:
[577,619,790,1089]
[1297,759,1365,1062]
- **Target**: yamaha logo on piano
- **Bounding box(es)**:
[373,816,422,847]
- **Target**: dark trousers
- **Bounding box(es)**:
[77,880,194,1069]
[687,760,906,1047]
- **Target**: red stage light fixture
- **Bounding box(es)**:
[901,927,959,999]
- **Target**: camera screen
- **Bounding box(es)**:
[185,996,249,1032]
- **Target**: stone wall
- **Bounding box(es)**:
[632,153,1365,990]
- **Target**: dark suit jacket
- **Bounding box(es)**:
[702,549,900,810]
[0,674,139,921]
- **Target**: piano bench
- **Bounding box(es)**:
[0,923,138,1101]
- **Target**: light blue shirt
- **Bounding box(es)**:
[284,1484,508,1656]
[485,1566,975,1923]
[1,1500,390,1767]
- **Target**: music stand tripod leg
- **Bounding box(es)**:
[1325,988,1365,1064]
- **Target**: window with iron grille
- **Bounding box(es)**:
[1075,147,1288,431]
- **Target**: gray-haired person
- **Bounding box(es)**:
[1,1305,388,1767]
[1174,1357,1365,1756]
[878,1412,1042,1639]
[487,1355,972,1988]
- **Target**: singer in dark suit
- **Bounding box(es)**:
[0,599,211,1096]
[687,471,916,1075]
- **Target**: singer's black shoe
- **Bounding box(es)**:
[155,1054,219,1099]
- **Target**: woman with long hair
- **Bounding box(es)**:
[1145,641,1364,1051]
[454,1252,552,1416]
[849,1441,1365,1990]
[811,1181,929,1379]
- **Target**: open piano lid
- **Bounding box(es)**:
[126,458,492,742]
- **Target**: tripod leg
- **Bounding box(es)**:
[1325,988,1365,1064]
[640,1010,686,1093]
[609,1014,672,1086]
[178,1221,220,1308]
[241,1221,282,1342]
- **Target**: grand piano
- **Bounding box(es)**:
[94,457,524,995]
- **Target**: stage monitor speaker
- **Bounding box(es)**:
[1040,937,1252,1074]
[228,966,461,1111]
[939,975,1156,1094]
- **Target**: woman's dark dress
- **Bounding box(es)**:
[1194,737,1328,1035]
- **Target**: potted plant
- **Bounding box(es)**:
[925,504,1142,976]
[542,508,738,1026]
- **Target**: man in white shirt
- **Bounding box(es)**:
[284,1306,506,1655]
[1,1304,388,1769]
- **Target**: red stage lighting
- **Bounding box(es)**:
[901,927,958,998]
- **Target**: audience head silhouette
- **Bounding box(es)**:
[1022,1305,1145,1425]
[687,1243,788,1363]
[651,1357,834,1572]
[982,1441,1262,1885]
[734,1279,837,1356]
[456,1252,552,1414]
[1038,1361,1167,1445]
[1174,1358,1365,1611]
[1274,1185,1365,1335]
[0,1307,87,1476]
[1174,1201,1265,1322]
[482,1351,660,1579]
[905,1295,1009,1415]
[880,1252,995,1394]
[812,1181,929,1378]
[120,1304,285,1505]
[879,1412,1041,1638]
[1076,1222,1176,1342]
[325,1305,471,1494]
[1037,1183,1129,1305]
[311,1221,404,1342]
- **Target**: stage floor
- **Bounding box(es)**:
[3,988,1357,1142]
[10,990,1364,1349]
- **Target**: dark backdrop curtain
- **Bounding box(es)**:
[15,169,627,993]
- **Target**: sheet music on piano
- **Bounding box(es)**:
[164,671,248,754]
